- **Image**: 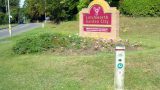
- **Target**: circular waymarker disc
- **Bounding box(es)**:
[117,63,123,69]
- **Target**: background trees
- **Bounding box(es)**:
[0,0,8,24]
[24,0,45,22]
[0,0,20,24]
[24,0,79,23]
[24,0,116,23]
[0,0,159,25]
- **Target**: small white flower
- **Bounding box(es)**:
[75,33,79,36]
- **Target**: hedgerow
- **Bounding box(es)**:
[120,0,160,17]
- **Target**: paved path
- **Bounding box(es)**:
[0,23,41,39]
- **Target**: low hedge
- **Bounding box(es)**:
[13,33,88,54]
[120,0,160,17]
[13,32,142,54]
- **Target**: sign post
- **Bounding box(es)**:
[114,45,125,90]
[79,0,119,40]
[7,0,12,37]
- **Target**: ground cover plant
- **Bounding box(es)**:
[0,17,160,90]
[13,33,90,54]
[12,32,142,55]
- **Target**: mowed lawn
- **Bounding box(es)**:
[0,17,160,90]
[0,24,17,30]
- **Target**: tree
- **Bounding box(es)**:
[24,0,79,23]
[0,0,20,24]
[77,0,119,12]
[46,0,66,24]
[46,0,79,24]
[24,0,45,22]
[77,0,91,11]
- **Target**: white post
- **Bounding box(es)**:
[114,45,125,90]
[42,0,46,28]
[42,23,44,28]
[45,0,46,24]
[7,0,11,37]
[5,0,7,13]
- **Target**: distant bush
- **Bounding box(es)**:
[77,0,91,11]
[120,0,160,16]
[0,12,8,24]
[77,0,113,12]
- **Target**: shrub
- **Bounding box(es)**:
[13,32,142,54]
[13,35,44,54]
[77,0,113,12]
[77,0,91,11]
[0,12,8,24]
[12,33,88,54]
[120,0,160,17]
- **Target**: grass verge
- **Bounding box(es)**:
[0,17,160,90]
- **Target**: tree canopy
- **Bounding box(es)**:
[0,0,20,24]
[24,0,119,23]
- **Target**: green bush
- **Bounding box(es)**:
[0,12,8,24]
[120,0,160,16]
[12,32,142,54]
[77,0,91,11]
[12,33,88,54]
[13,35,45,54]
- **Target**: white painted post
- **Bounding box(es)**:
[42,23,44,28]
[114,45,125,90]
[44,0,47,24]
[7,0,11,37]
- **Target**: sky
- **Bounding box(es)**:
[20,0,25,7]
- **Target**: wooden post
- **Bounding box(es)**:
[114,45,125,90]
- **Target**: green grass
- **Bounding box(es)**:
[0,24,18,30]
[0,17,160,90]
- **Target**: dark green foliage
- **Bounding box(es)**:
[13,33,56,54]
[47,0,79,23]
[77,0,91,11]
[24,0,45,22]
[0,0,20,24]
[110,0,120,7]
[24,0,79,23]
[24,0,118,23]
[12,33,87,54]
[0,12,8,24]
[0,0,7,13]
[47,0,68,24]
[77,0,114,12]
[120,0,160,16]
[12,32,141,54]
[13,35,44,54]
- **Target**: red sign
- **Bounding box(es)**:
[84,27,111,32]
[83,4,112,25]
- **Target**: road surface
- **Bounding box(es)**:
[0,23,41,39]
